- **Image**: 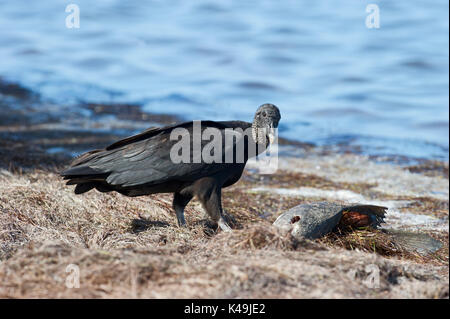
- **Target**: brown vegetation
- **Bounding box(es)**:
[0,81,447,298]
[0,167,448,298]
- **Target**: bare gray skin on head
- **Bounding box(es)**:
[252,103,281,145]
[61,103,281,232]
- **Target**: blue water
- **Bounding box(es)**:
[0,0,448,160]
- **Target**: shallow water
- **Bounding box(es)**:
[0,0,448,160]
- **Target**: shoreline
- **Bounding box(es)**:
[1,77,448,165]
[0,78,448,298]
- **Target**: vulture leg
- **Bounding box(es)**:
[199,185,231,232]
[173,192,193,227]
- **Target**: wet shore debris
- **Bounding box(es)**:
[274,202,442,256]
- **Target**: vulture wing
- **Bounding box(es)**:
[61,120,252,188]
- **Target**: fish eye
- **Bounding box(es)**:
[262,111,267,117]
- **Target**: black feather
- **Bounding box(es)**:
[74,183,95,194]
[60,103,281,231]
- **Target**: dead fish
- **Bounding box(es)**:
[273,202,386,239]
[273,201,442,256]
[382,229,443,256]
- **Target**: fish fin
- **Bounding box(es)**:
[384,229,443,256]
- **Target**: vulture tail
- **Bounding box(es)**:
[74,183,96,194]
[60,148,113,195]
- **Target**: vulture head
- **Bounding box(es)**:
[251,103,281,145]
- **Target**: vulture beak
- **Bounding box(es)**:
[268,123,276,145]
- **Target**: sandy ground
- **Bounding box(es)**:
[0,81,448,298]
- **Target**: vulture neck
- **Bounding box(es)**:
[251,122,270,152]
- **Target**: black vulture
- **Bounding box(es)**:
[61,103,281,231]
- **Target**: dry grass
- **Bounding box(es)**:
[398,196,449,219]
[406,160,449,179]
[0,79,448,298]
[240,169,378,196]
[318,228,429,263]
[0,168,448,298]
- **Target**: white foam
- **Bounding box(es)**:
[273,154,449,201]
